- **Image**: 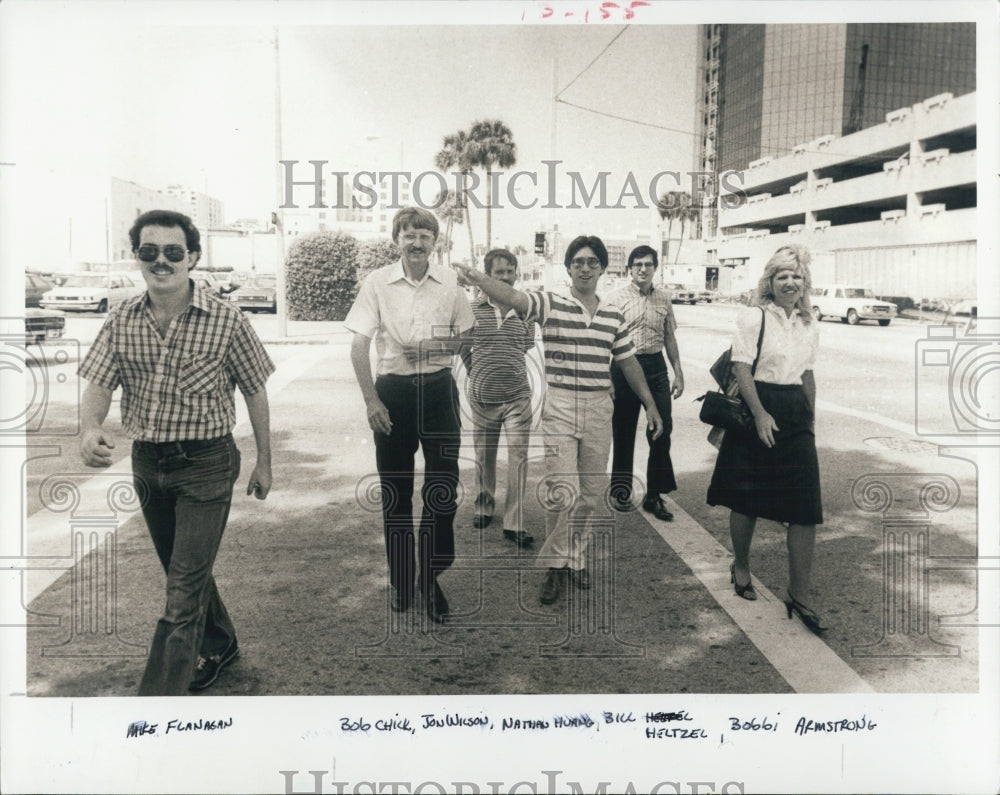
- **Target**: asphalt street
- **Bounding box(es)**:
[16,303,982,695]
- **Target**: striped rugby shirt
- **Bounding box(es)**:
[608,282,677,355]
[78,284,275,442]
[525,289,635,393]
[467,298,536,404]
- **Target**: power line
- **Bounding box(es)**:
[556,27,629,100]
[555,98,692,135]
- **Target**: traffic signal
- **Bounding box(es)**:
[534,232,546,255]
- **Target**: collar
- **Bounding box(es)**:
[138,282,211,316]
[627,281,656,298]
[763,300,799,323]
[556,286,602,312]
[387,259,443,285]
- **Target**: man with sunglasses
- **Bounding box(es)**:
[79,209,274,695]
[345,206,474,625]
[456,236,663,605]
[608,245,684,521]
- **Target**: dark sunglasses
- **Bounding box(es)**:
[136,244,188,263]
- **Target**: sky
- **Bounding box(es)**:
[1,3,706,263]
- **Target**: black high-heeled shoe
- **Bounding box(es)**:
[784,592,828,635]
[730,562,757,601]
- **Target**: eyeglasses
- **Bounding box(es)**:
[570,257,601,269]
[400,232,436,244]
[136,244,188,263]
[631,262,656,270]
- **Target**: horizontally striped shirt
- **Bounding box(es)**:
[525,289,635,392]
[467,298,535,404]
[608,281,677,354]
[78,284,275,442]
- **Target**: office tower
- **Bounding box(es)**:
[696,23,976,236]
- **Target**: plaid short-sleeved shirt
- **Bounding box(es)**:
[608,282,677,354]
[78,285,275,442]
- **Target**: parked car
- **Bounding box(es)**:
[209,272,237,295]
[229,275,277,313]
[190,270,224,297]
[947,299,977,331]
[25,273,55,307]
[666,283,697,304]
[39,272,143,313]
[25,308,66,345]
[810,285,898,326]
[697,288,717,303]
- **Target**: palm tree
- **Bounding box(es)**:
[672,192,698,266]
[656,189,700,273]
[434,131,476,266]
[433,189,465,267]
[467,119,517,252]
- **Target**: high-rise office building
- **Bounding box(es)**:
[696,23,976,236]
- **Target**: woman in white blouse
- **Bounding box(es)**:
[707,245,826,634]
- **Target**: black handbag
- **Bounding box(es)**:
[697,308,765,433]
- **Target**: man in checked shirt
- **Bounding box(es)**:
[78,209,274,695]
[608,245,684,521]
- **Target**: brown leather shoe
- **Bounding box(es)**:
[642,496,674,522]
[503,529,534,547]
[540,568,565,604]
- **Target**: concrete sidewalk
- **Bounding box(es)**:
[24,337,978,696]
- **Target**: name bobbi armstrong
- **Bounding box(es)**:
[278,160,747,212]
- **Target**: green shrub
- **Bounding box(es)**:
[357,239,400,282]
[285,231,360,320]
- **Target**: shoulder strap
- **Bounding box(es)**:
[750,307,765,376]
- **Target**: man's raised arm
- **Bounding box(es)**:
[454,265,531,316]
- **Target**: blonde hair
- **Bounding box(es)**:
[752,245,814,322]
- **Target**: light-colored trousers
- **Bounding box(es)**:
[536,388,614,571]
[471,395,533,533]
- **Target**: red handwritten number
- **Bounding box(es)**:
[542,5,553,17]
[600,2,618,20]
[626,0,650,19]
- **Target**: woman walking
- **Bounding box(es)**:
[707,245,827,634]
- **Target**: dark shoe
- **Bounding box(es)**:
[189,637,239,691]
[784,591,828,635]
[730,562,757,601]
[424,580,450,624]
[540,567,565,604]
[473,514,493,529]
[569,567,591,590]
[503,529,534,547]
[391,587,413,613]
[642,496,674,522]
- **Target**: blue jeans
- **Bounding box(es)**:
[132,435,240,696]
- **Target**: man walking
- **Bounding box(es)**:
[456,236,663,605]
[461,249,536,548]
[609,245,684,521]
[79,209,274,695]
[345,207,474,624]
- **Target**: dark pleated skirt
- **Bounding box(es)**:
[706,382,823,525]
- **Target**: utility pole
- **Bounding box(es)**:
[273,27,288,338]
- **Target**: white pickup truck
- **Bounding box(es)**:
[810,285,898,326]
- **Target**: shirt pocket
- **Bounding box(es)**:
[178,355,222,397]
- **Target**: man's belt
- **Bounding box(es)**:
[133,435,231,458]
